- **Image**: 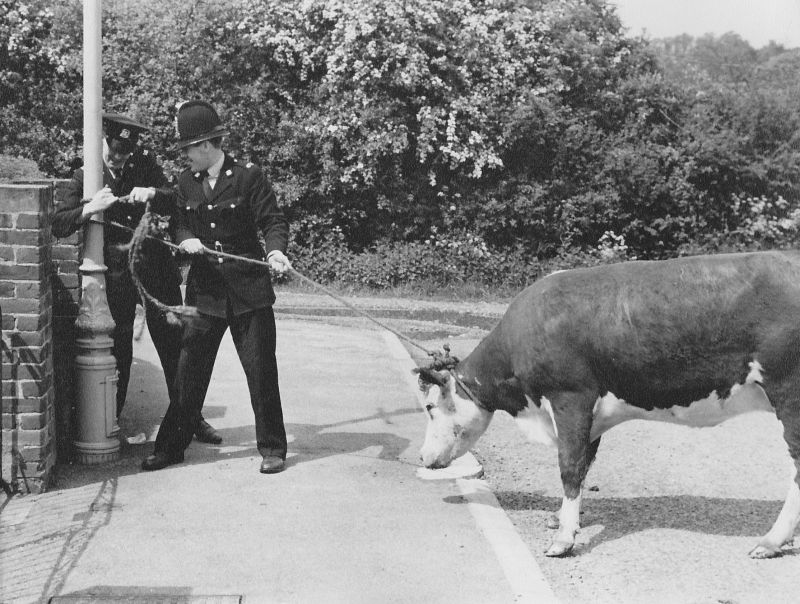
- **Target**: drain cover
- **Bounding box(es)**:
[50,596,241,603]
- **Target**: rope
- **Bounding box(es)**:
[92,211,484,406]
[93,215,436,356]
[233,255,435,356]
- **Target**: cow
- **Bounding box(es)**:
[416,250,800,558]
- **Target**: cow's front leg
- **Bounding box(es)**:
[545,390,598,557]
[750,467,800,558]
[751,390,800,558]
[545,436,601,531]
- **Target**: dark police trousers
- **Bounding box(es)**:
[154,306,287,458]
[105,257,182,416]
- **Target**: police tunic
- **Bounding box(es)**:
[174,154,289,317]
[51,148,183,414]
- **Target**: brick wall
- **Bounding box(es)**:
[0,181,79,494]
[1,184,57,493]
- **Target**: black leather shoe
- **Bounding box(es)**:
[194,419,222,444]
[141,451,185,471]
[259,456,285,474]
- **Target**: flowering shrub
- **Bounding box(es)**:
[226,0,648,246]
[730,195,800,248]
[596,231,636,263]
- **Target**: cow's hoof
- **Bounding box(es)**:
[544,540,574,557]
[545,514,559,530]
[748,544,783,559]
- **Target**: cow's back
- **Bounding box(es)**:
[494,251,800,409]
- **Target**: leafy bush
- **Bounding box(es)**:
[680,194,800,254]
[286,227,542,293]
[0,154,47,182]
[0,1,82,176]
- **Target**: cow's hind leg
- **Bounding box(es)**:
[545,390,598,557]
[752,381,800,558]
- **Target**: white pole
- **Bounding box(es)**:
[82,0,103,221]
[73,0,120,464]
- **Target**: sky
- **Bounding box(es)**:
[609,0,800,49]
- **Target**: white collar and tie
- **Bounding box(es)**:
[205,154,226,190]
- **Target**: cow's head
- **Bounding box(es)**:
[416,367,494,469]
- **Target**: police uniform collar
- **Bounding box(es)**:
[207,153,226,180]
[192,154,236,181]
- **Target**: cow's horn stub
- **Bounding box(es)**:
[428,344,460,371]
[413,366,449,388]
[412,344,459,386]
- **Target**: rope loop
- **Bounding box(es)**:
[124,210,199,324]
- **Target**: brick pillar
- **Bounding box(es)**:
[0,184,56,493]
[50,180,82,463]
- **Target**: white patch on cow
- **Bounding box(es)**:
[558,493,582,536]
[420,380,494,468]
[752,466,800,557]
[746,359,764,384]
[515,395,559,447]
[545,493,583,556]
[460,373,482,387]
[589,376,774,442]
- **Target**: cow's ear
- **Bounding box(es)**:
[491,376,527,414]
[414,367,449,388]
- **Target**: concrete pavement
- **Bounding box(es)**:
[0,313,553,603]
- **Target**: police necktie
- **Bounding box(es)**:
[201,170,213,200]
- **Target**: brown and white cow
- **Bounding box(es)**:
[417,251,800,558]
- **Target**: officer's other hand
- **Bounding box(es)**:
[179,238,206,254]
[81,186,118,219]
[267,250,292,274]
[129,187,155,203]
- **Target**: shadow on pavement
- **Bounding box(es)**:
[1,479,118,603]
[490,489,800,556]
[53,408,418,491]
[53,346,418,488]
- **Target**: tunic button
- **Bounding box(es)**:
[207,205,213,210]
[127,215,132,220]
[230,204,235,208]
[210,222,216,228]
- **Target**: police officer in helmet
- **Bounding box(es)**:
[142,100,291,473]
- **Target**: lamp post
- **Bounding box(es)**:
[72,0,120,464]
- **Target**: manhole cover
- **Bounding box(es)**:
[50,596,241,603]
